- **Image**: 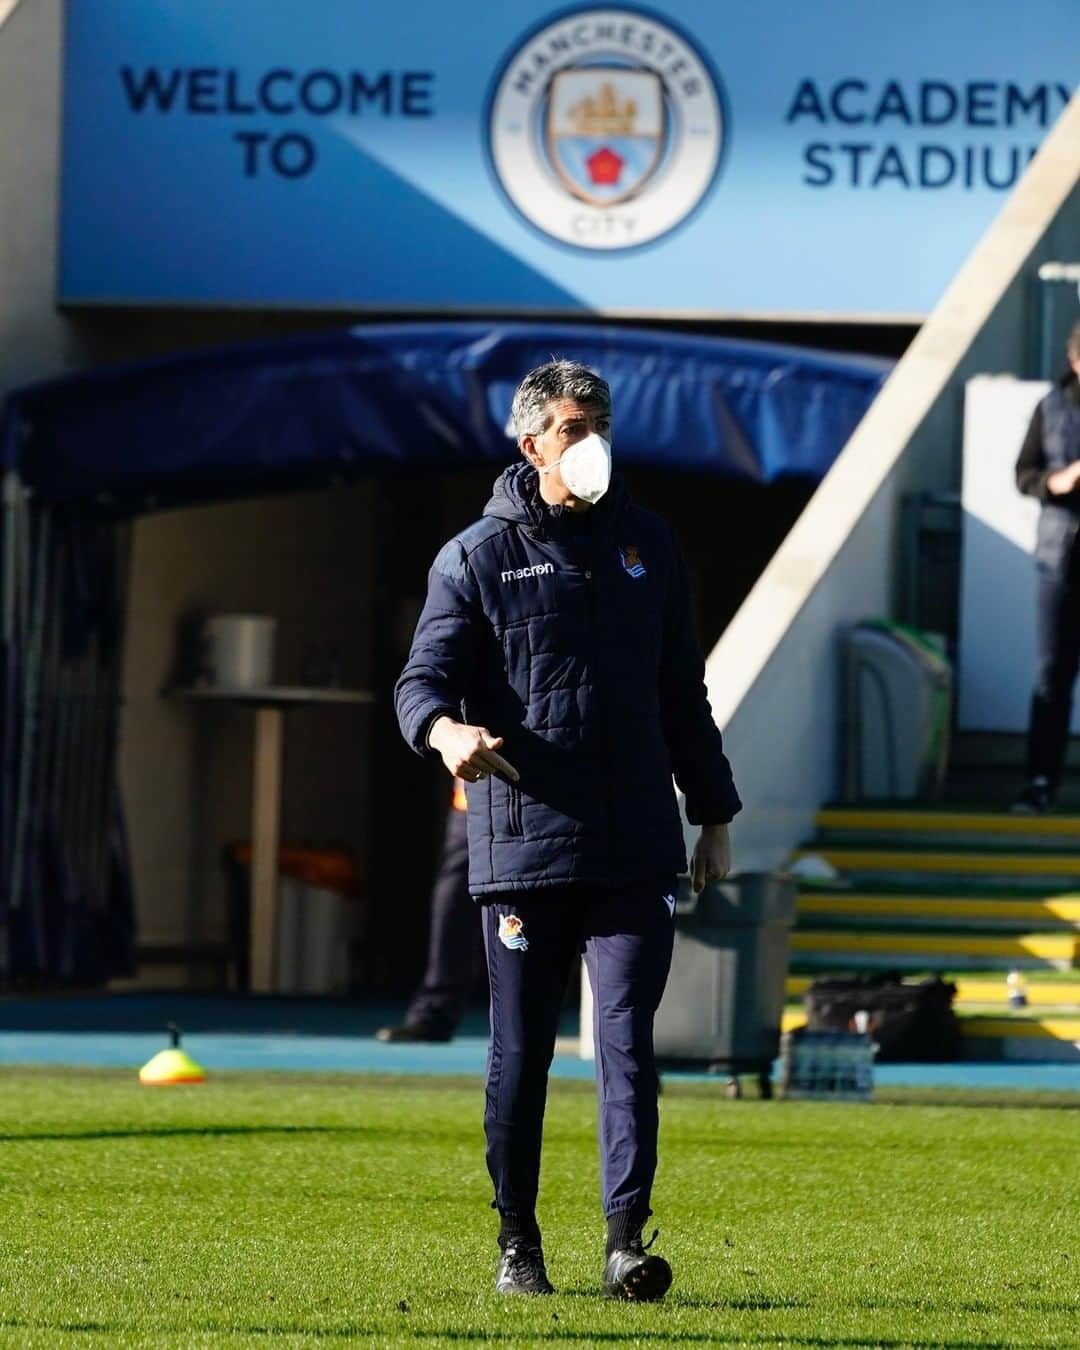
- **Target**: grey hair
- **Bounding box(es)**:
[510,359,611,443]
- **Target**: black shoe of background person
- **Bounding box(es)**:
[601,1230,673,1302]
[495,1240,555,1296]
[374,1021,454,1043]
[1010,777,1054,815]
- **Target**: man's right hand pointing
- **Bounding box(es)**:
[428,717,519,784]
[1048,462,1080,496]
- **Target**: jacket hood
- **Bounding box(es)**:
[483,460,628,533]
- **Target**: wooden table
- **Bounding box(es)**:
[174,686,374,992]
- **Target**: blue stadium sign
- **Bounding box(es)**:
[59,0,1077,316]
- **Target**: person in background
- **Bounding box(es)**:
[1013,321,1080,815]
[376,778,480,1042]
[394,359,740,1301]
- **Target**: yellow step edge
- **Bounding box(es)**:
[961,1018,1080,1039]
[785,976,1080,1006]
[790,931,1079,958]
[779,1010,1080,1039]
[954,980,1080,1004]
[955,1002,1080,1015]
[796,895,1080,922]
[816,809,1080,836]
[795,849,1080,877]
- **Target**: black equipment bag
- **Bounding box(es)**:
[805,973,960,1062]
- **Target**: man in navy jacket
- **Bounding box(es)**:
[395,360,741,1300]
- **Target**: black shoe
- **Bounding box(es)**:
[495,1240,555,1296]
[374,1022,453,1043]
[1011,778,1054,815]
[601,1231,672,1302]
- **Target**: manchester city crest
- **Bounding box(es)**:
[546,70,664,207]
[488,8,724,251]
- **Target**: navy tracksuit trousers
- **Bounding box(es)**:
[481,877,676,1224]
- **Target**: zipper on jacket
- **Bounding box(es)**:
[583,554,618,877]
[506,780,523,836]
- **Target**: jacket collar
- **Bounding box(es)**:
[483,461,627,541]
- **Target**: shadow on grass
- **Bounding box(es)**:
[722,1295,809,1311]
[739,1341,1052,1349]
[551,1291,810,1312]
[657,1082,1080,1112]
[0,1123,443,1144]
[847,1295,1078,1317]
[0,1322,1062,1347]
[0,1324,385,1341]
[0,1325,372,1341]
[410,1337,1069,1348]
[871,1091,1080,1113]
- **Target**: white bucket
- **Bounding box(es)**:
[202,614,276,689]
[275,880,349,994]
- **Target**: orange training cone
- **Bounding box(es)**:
[139,1023,206,1085]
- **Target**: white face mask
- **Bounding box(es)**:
[539,432,612,505]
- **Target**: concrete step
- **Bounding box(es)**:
[814,807,1080,851]
[957,1015,1080,1061]
[785,973,1080,1007]
[779,1006,1080,1060]
[795,890,1080,932]
[792,846,1080,890]
[790,807,1080,998]
[789,929,1079,971]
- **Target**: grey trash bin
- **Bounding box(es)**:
[653,872,796,1097]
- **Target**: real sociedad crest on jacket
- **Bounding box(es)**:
[488,8,724,251]
[619,545,647,578]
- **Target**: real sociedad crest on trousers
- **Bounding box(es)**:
[488,7,724,251]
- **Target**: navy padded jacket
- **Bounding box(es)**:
[394,463,741,894]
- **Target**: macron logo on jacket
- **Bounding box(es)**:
[501,563,555,583]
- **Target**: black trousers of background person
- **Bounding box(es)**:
[1027,567,1080,789]
[405,807,480,1035]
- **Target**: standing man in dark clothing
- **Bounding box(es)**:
[395,360,741,1300]
[1014,322,1080,814]
[377,780,480,1042]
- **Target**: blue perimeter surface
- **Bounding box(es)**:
[4,1032,1080,1093]
[0,996,1078,1091]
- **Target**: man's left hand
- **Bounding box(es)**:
[690,823,732,894]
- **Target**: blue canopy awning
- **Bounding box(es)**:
[1,322,890,514]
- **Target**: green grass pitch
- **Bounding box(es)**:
[0,1069,1077,1347]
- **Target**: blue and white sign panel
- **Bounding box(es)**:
[59,0,1077,316]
